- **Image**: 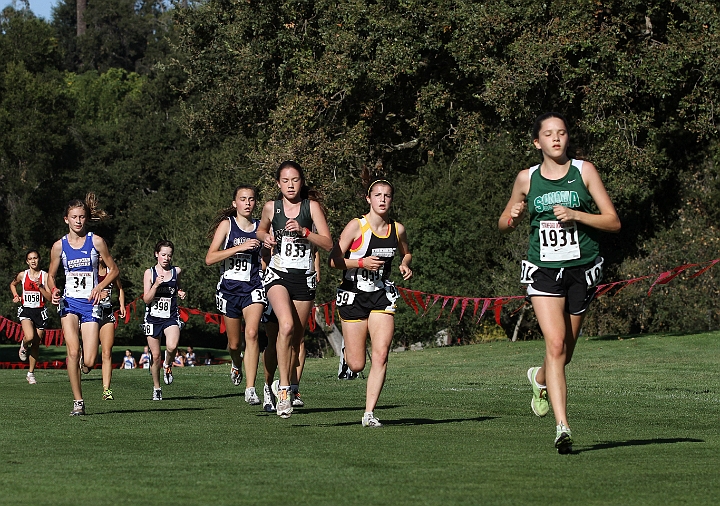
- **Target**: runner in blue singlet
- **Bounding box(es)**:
[47,193,119,416]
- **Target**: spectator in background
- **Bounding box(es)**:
[186,346,197,367]
[122,350,136,369]
[174,349,186,367]
[139,345,151,370]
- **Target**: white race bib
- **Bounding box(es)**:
[539,221,580,262]
[262,268,280,286]
[66,272,93,299]
[336,289,356,306]
[355,267,384,292]
[252,288,267,304]
[384,281,399,304]
[280,236,312,270]
[216,293,227,314]
[92,304,103,318]
[142,323,154,336]
[23,291,41,308]
[520,260,539,284]
[585,258,604,288]
[150,297,171,319]
[222,253,252,282]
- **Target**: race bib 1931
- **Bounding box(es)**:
[539,221,580,262]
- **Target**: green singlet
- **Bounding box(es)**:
[526,159,600,268]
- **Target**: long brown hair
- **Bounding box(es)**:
[207,185,258,241]
[64,192,110,221]
[275,160,323,203]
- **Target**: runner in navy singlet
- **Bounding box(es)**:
[142,240,186,401]
[206,185,266,406]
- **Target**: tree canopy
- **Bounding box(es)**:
[1,0,719,346]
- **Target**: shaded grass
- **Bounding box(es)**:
[1,331,719,505]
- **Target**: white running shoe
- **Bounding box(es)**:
[26,372,36,385]
[70,400,85,416]
[245,387,260,405]
[291,389,304,408]
[276,388,293,418]
[263,384,276,412]
[163,364,173,385]
[18,342,28,362]
[152,388,162,401]
[362,411,383,428]
[230,363,242,386]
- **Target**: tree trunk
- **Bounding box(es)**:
[511,305,526,342]
[314,309,344,356]
[77,0,87,37]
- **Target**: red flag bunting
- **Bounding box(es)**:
[308,307,317,332]
[458,298,470,320]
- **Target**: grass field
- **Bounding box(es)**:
[1,331,719,505]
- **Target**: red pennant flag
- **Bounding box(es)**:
[449,297,461,317]
[44,329,53,347]
[493,298,504,325]
[612,276,650,296]
[423,295,440,317]
[399,288,419,314]
[436,296,451,320]
[323,303,332,326]
[308,307,317,332]
[0,315,7,333]
[476,299,491,323]
[689,259,720,279]
[472,298,481,318]
[179,307,190,322]
[648,264,695,295]
[219,317,226,334]
[414,291,427,312]
[458,298,470,320]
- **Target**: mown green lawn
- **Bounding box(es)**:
[1,331,718,505]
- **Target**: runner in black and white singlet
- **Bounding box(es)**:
[10,250,51,385]
[206,185,266,406]
[142,240,186,401]
[47,193,119,416]
[499,112,620,453]
[257,161,333,418]
[330,177,412,428]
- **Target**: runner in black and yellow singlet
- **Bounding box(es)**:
[330,177,412,428]
[499,112,620,453]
